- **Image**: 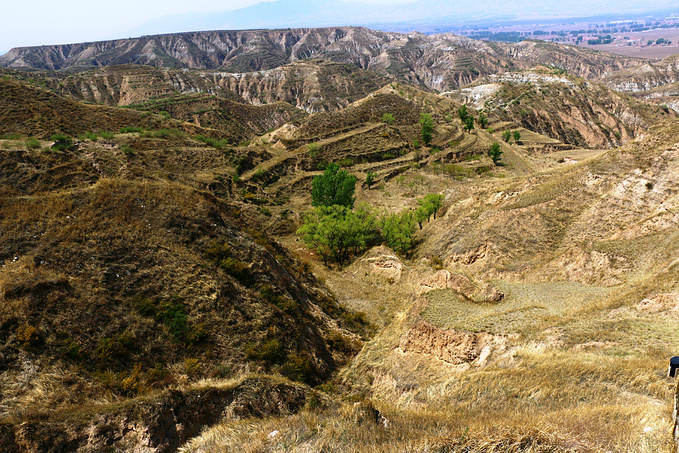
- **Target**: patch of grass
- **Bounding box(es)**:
[195,134,230,149]
[120,126,144,134]
[25,137,41,149]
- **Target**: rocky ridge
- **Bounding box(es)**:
[0,27,646,92]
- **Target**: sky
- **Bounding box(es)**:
[0,0,674,55]
[0,0,403,54]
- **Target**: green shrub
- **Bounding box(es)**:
[513,130,521,143]
[79,132,99,141]
[195,134,230,148]
[96,331,136,364]
[365,172,375,189]
[420,113,434,145]
[50,134,75,151]
[380,210,416,253]
[62,338,82,360]
[338,157,354,168]
[307,142,321,157]
[246,338,285,363]
[281,352,314,384]
[134,297,188,342]
[212,363,233,378]
[381,113,395,124]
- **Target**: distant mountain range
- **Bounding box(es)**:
[125,0,678,37]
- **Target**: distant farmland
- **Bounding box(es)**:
[582,28,679,59]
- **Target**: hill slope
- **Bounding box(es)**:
[449,68,674,148]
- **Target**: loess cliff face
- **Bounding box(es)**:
[0,27,645,92]
[603,54,679,93]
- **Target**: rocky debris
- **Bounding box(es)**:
[354,246,404,282]
[449,243,492,266]
[543,248,624,287]
[352,401,388,427]
[572,341,620,351]
[408,269,504,302]
[0,378,315,453]
[636,293,679,314]
[399,320,503,365]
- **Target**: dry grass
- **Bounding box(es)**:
[422,281,613,334]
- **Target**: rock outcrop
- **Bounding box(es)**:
[399,320,503,365]
[0,378,315,453]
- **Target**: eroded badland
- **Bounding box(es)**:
[2,26,679,452]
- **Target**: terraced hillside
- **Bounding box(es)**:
[177,113,679,453]
[0,77,307,143]
[449,68,674,148]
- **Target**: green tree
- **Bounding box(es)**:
[464,115,475,133]
[513,130,521,144]
[421,193,444,219]
[420,113,434,146]
[477,113,488,129]
[382,113,395,125]
[457,105,469,122]
[415,206,429,229]
[380,211,416,254]
[297,204,378,266]
[502,130,512,142]
[489,142,503,165]
[365,172,376,189]
[311,163,357,208]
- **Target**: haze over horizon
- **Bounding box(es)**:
[1,0,676,55]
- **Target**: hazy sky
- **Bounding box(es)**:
[0,0,405,54]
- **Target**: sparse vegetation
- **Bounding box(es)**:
[25,137,41,149]
[3,36,679,452]
[195,134,230,149]
[50,134,75,151]
[307,142,322,157]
